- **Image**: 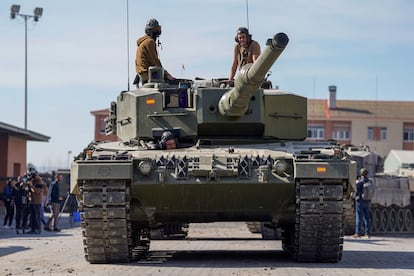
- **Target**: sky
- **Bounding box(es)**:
[1,0,414,172]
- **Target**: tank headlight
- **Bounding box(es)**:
[273,159,288,175]
[138,160,152,175]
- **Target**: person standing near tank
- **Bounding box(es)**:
[134,18,175,86]
[353,168,371,238]
[45,174,62,232]
[228,27,261,82]
[27,174,46,234]
[15,176,33,234]
[2,179,16,229]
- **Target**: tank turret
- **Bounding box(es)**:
[107,32,306,143]
[219,32,289,117]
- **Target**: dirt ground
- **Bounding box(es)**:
[1,207,414,276]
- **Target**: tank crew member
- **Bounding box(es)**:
[353,168,371,238]
[159,131,177,150]
[228,27,261,82]
[134,18,175,87]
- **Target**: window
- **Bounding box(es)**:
[368,126,387,141]
[332,128,350,140]
[307,126,325,140]
[99,117,106,134]
[404,129,414,141]
[380,127,387,140]
[368,127,374,140]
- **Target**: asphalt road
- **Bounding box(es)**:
[1,216,414,276]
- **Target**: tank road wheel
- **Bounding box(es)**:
[369,209,377,233]
[397,208,405,232]
[131,227,151,260]
[81,180,133,264]
[389,208,397,232]
[246,222,262,234]
[372,208,381,233]
[404,209,413,232]
[281,225,295,254]
[260,223,282,240]
[163,223,189,239]
[380,208,389,232]
[290,179,345,263]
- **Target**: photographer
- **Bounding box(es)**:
[2,179,15,229]
[14,175,33,234]
[27,174,46,234]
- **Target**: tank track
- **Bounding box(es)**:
[343,199,356,235]
[283,179,345,262]
[80,179,148,263]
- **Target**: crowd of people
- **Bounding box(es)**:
[1,172,75,234]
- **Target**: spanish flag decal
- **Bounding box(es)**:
[146,98,156,105]
[317,167,327,173]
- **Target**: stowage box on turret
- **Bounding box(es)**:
[71,32,356,263]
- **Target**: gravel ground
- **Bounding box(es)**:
[1,207,414,276]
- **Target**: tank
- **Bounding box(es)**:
[71,32,356,263]
[342,145,413,234]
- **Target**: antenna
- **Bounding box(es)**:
[126,0,130,91]
[374,76,378,151]
[246,0,250,29]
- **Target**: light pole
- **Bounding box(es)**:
[67,150,72,169]
[10,5,43,130]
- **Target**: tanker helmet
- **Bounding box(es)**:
[235,27,252,43]
[360,168,369,176]
[145,18,162,37]
[159,131,175,149]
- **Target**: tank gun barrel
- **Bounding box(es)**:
[218,32,289,117]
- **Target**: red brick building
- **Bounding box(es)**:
[307,86,414,156]
[90,109,118,142]
[0,121,49,197]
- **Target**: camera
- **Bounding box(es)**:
[24,167,38,182]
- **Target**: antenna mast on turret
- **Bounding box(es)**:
[126,0,130,91]
[246,0,250,30]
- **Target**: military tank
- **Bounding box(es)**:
[71,32,356,263]
[342,145,413,234]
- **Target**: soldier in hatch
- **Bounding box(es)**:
[134,18,175,86]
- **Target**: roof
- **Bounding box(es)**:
[0,121,50,142]
[308,99,414,121]
[91,108,110,116]
[388,150,414,164]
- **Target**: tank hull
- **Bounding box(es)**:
[72,142,354,263]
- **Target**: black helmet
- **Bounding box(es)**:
[235,27,252,43]
[159,131,175,149]
[145,18,161,37]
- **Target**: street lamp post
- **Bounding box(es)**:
[10,5,43,130]
[67,150,72,169]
